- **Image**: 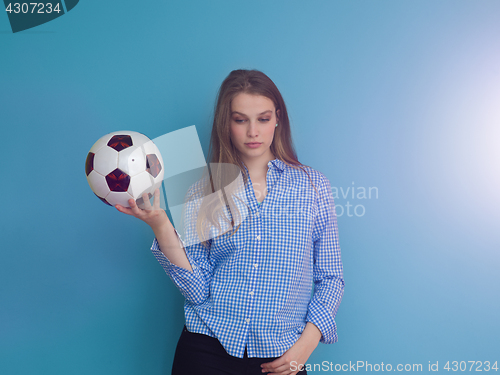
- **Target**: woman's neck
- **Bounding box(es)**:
[241,151,276,178]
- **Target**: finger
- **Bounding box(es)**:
[263,363,290,375]
[274,363,293,374]
[142,192,153,211]
[153,188,161,210]
[128,198,144,216]
[115,204,135,216]
[262,359,290,374]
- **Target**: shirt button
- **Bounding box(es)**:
[249,291,254,296]
[253,263,258,269]
[255,210,260,216]
[245,318,251,323]
[256,235,261,240]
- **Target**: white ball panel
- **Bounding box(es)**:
[93,146,119,176]
[108,130,140,138]
[128,171,154,199]
[105,191,134,207]
[128,132,151,148]
[117,145,146,177]
[89,133,113,154]
[149,179,163,196]
[142,140,159,155]
[154,166,165,184]
[153,144,165,182]
[87,170,111,198]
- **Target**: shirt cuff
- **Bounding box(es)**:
[150,237,209,305]
[150,236,198,273]
[306,300,338,344]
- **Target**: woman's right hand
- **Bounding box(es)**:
[115,188,170,232]
[116,188,192,271]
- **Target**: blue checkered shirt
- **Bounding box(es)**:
[151,158,344,358]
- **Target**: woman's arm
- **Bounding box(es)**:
[306,174,345,344]
[116,189,193,271]
[116,189,214,305]
[151,219,193,272]
[261,174,344,374]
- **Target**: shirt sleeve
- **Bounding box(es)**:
[150,227,213,305]
[306,174,345,344]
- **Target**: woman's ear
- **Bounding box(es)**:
[276,109,281,122]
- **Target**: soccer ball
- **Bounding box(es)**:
[85,131,164,208]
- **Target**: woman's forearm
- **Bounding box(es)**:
[152,220,193,272]
[300,322,322,347]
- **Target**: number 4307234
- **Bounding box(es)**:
[5,3,62,14]
[443,361,498,371]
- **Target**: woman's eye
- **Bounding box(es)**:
[260,118,270,122]
[234,119,245,123]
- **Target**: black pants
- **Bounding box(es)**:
[172,325,308,375]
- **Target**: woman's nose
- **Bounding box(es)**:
[247,120,259,136]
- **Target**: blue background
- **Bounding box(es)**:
[1,1,499,373]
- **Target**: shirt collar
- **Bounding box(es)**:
[242,158,286,175]
[268,158,286,172]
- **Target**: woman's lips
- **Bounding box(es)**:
[245,142,262,148]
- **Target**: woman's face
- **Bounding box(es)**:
[230,92,280,164]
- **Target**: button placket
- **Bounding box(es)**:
[245,220,261,332]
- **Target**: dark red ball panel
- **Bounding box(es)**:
[146,154,162,178]
[107,135,133,152]
[94,193,112,206]
[106,168,130,192]
[85,152,95,176]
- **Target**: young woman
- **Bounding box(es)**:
[116,69,344,375]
